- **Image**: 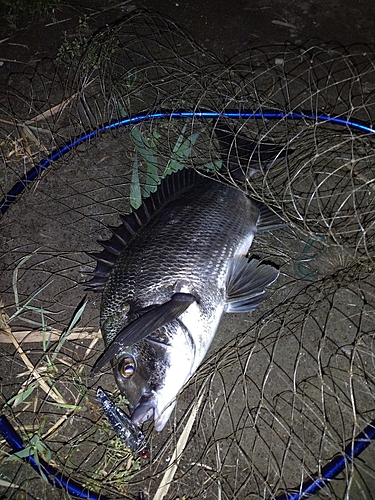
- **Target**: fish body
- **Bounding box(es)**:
[89,125,286,431]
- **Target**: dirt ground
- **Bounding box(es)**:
[1,0,375,64]
[1,1,375,500]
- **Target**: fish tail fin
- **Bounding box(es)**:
[214,121,290,181]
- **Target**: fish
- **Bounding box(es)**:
[88,123,288,432]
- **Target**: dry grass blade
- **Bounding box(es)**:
[7,338,67,406]
[153,392,205,500]
[0,327,101,343]
[0,479,19,488]
[24,88,88,125]
[0,301,67,406]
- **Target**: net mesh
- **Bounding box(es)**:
[1,10,375,500]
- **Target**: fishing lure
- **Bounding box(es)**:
[96,387,149,457]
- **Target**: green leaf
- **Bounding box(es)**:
[5,435,51,480]
[131,126,160,198]
[41,310,52,353]
[6,447,34,461]
[144,160,159,197]
[131,126,158,172]
[204,160,223,171]
[6,384,36,406]
[51,298,86,362]
[31,435,51,462]
[12,251,37,309]
[48,402,82,410]
[164,126,200,175]
[8,278,55,323]
[130,153,142,209]
[32,451,49,484]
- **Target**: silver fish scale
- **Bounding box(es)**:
[100,177,259,346]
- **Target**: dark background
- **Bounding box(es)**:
[1,0,375,73]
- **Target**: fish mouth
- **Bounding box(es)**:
[130,392,176,432]
[131,393,156,427]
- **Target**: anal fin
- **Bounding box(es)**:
[225,256,279,313]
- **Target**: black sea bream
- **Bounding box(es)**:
[89,124,287,431]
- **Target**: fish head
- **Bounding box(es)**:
[112,320,195,432]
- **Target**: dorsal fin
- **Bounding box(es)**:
[86,168,202,291]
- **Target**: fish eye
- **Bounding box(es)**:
[118,356,136,379]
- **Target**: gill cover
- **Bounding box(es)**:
[91,292,196,376]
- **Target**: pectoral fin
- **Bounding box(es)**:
[91,293,196,375]
[225,257,279,313]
